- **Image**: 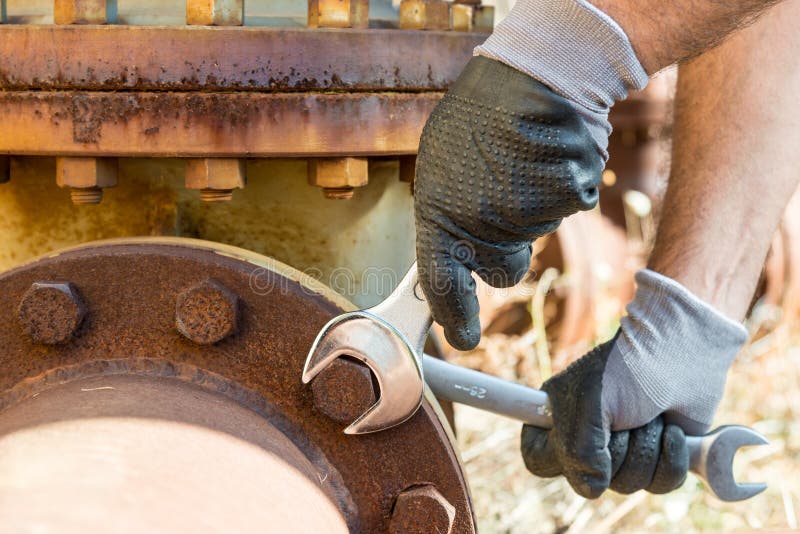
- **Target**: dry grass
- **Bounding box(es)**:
[452,285,800,533]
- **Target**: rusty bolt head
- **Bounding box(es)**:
[390,485,456,534]
[308,0,369,29]
[17,282,87,345]
[311,357,377,424]
[186,0,244,26]
[175,279,239,345]
[54,0,112,24]
[399,0,451,31]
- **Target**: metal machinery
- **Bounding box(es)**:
[0,1,672,532]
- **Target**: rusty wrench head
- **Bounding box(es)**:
[302,262,430,434]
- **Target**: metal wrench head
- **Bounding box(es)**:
[302,311,424,435]
[689,425,768,502]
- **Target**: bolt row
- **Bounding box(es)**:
[0,156,415,204]
[15,275,456,531]
[0,0,493,31]
[17,278,239,345]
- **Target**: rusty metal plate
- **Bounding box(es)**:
[0,91,442,157]
[0,26,484,92]
[0,238,475,533]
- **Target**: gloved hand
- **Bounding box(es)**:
[522,270,748,498]
[414,0,649,350]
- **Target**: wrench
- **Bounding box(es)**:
[303,262,768,501]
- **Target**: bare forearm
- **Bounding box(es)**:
[591,0,783,73]
[648,0,800,321]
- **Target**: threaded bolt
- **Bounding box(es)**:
[390,485,456,534]
[17,282,87,345]
[322,187,355,200]
[70,187,104,205]
[200,188,235,202]
[310,357,377,424]
[175,278,239,345]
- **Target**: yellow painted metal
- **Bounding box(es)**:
[0,157,414,307]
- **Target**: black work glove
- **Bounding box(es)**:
[521,337,690,498]
[414,56,603,350]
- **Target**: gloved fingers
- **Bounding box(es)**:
[473,245,532,289]
[608,430,630,478]
[559,420,613,499]
[609,417,664,494]
[520,425,562,478]
[416,246,481,351]
[647,424,689,494]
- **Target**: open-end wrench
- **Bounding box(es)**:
[302,262,768,501]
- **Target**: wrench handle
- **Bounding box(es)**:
[423,355,554,429]
[369,261,432,356]
[423,355,707,459]
[423,355,768,502]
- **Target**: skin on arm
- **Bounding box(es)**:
[592,0,784,73]
[648,0,800,321]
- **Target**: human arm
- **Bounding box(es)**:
[415,0,785,351]
[523,0,800,497]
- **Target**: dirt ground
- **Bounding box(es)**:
[452,291,799,533]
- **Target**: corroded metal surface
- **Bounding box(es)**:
[0,91,442,157]
[311,357,377,424]
[17,281,87,344]
[175,278,240,344]
[390,484,457,534]
[0,239,475,532]
[0,26,483,92]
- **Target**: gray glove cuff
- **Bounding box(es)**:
[474,0,649,155]
[611,269,748,431]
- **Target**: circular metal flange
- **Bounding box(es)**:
[0,238,475,533]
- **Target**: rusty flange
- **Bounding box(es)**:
[0,238,475,533]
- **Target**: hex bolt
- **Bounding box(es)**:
[308,0,369,29]
[186,0,244,26]
[175,278,239,345]
[56,157,118,205]
[54,0,116,24]
[451,3,494,32]
[389,485,456,534]
[310,357,378,424]
[308,157,369,200]
[185,158,246,203]
[17,282,87,345]
[399,0,451,31]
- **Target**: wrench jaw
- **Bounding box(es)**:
[302,312,425,435]
[688,425,769,502]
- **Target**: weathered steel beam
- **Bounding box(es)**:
[0,26,482,92]
[0,91,442,157]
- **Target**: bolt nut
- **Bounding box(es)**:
[185,158,246,203]
[399,0,451,31]
[308,157,368,200]
[308,0,369,29]
[390,485,456,534]
[311,357,377,424]
[451,3,494,32]
[18,282,87,345]
[186,0,244,25]
[56,157,118,205]
[176,278,239,345]
[54,0,113,24]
